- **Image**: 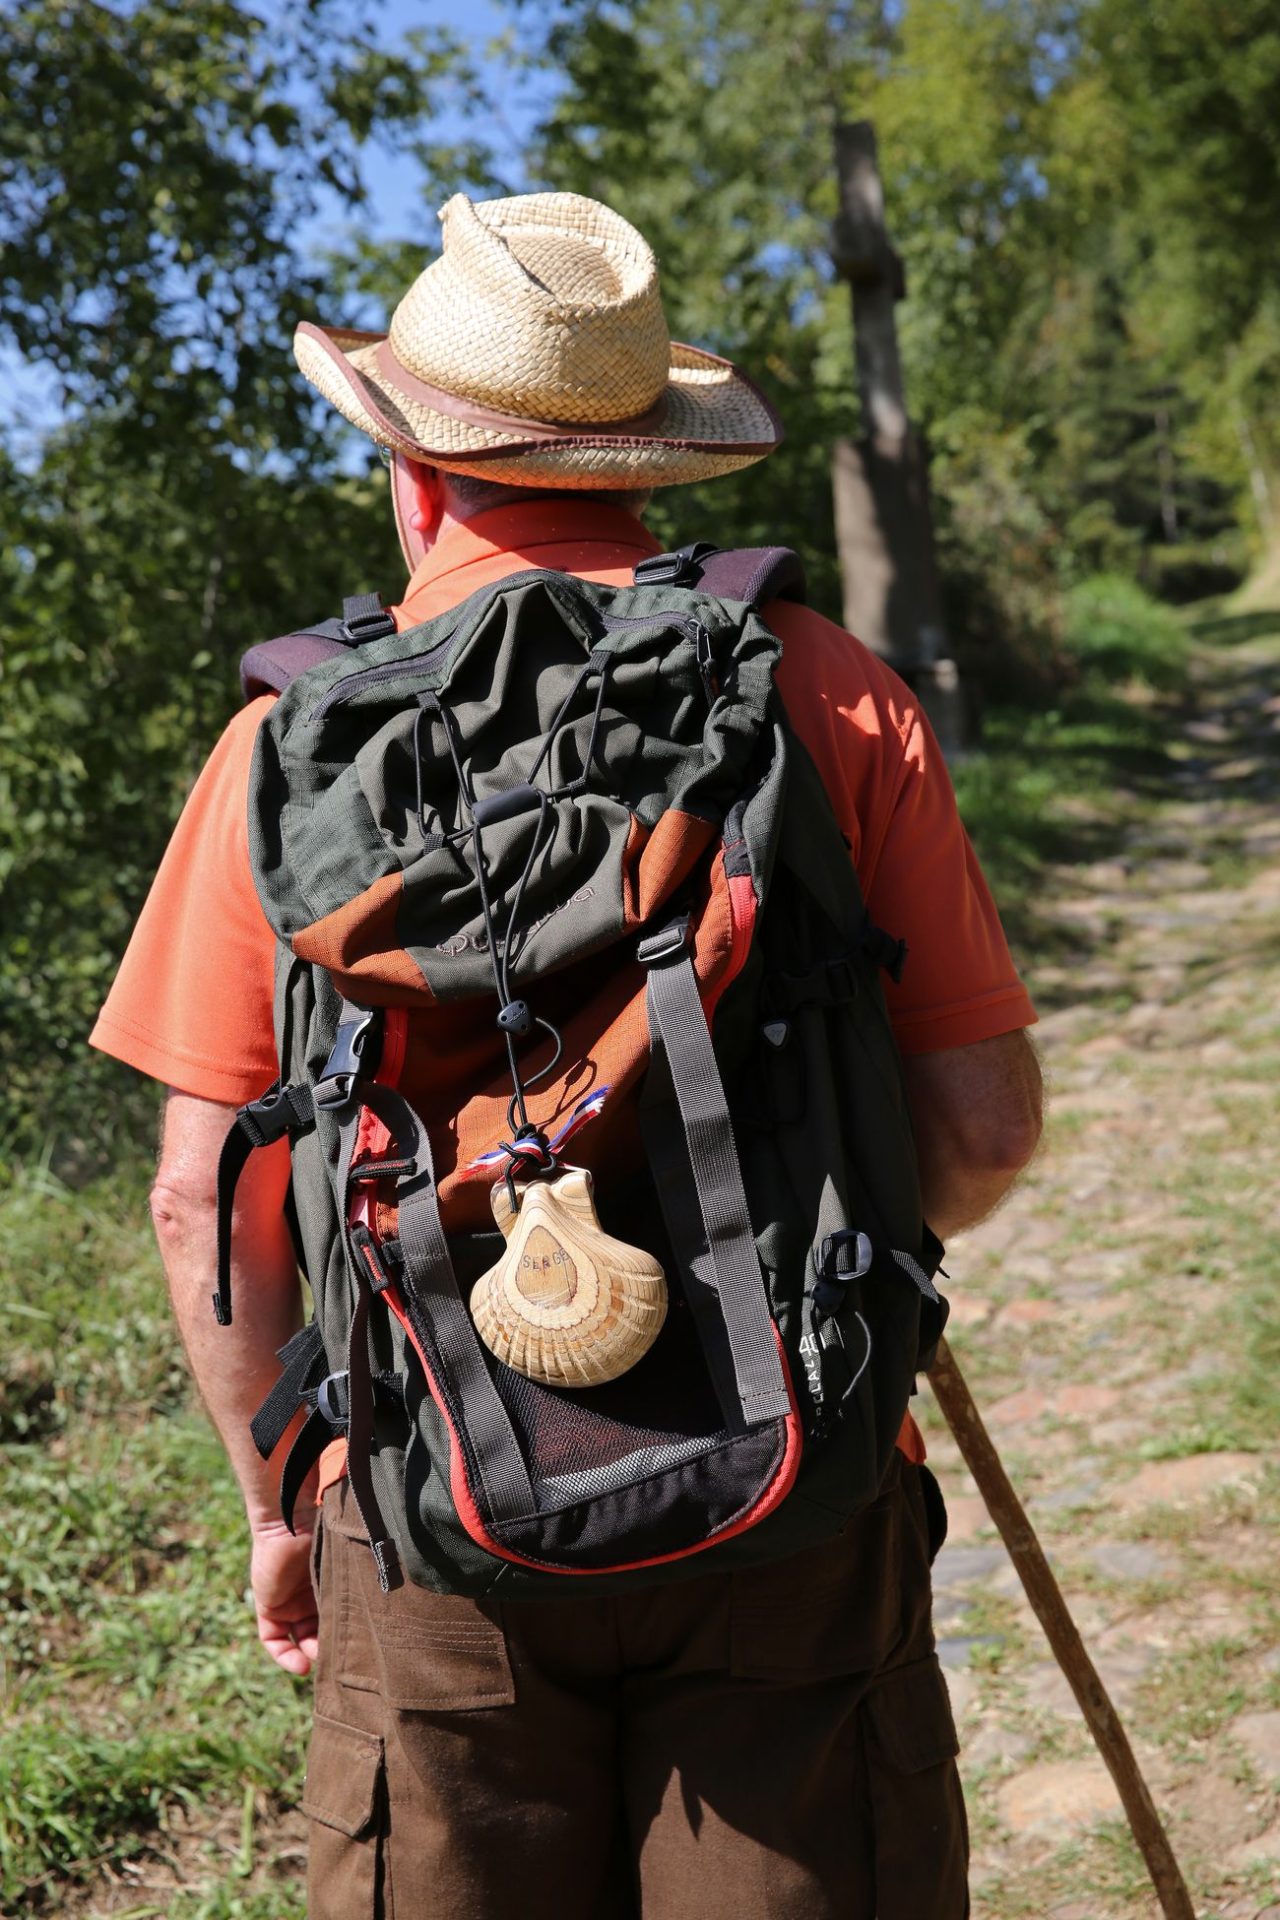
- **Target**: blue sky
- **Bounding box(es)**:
[340,0,552,245]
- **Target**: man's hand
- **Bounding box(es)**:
[251,1516,321,1676]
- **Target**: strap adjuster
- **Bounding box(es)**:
[632,542,719,588]
[314,1372,350,1428]
[814,1228,873,1319]
[637,914,692,967]
[341,593,397,643]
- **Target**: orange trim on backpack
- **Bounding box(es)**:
[291,872,431,1000]
[621,810,718,930]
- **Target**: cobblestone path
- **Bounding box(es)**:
[929,619,1280,1917]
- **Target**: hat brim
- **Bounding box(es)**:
[293,323,782,489]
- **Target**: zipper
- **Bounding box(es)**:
[310,632,460,720]
[313,606,716,724]
[599,611,718,704]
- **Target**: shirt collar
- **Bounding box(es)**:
[401,498,663,610]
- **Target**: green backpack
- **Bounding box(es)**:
[216,543,947,1598]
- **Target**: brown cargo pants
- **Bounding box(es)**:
[302,1456,968,1918]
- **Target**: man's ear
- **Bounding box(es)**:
[390,455,443,571]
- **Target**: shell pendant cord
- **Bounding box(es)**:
[415,667,616,1176]
[419,660,671,1387]
[927,1337,1195,1920]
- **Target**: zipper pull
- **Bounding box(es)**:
[694,622,719,705]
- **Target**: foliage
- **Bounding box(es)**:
[1061,574,1190,691]
[951,573,1193,957]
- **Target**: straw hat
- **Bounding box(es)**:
[294,191,782,489]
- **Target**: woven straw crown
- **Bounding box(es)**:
[293,191,781,489]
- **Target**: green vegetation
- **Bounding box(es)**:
[0,1167,309,1914]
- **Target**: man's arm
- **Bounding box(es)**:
[150,1090,319,1676]
[903,1030,1043,1240]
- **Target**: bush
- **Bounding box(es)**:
[930,417,1067,710]
[1062,573,1190,691]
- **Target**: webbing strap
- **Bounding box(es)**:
[639,1044,746,1427]
[278,1406,333,1535]
[643,949,790,1427]
[249,1322,327,1461]
[335,1113,403,1593]
[890,1246,942,1305]
[214,1083,315,1326]
[369,1083,535,1526]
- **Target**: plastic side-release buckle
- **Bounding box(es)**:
[313,1006,383,1111]
[236,1081,314,1148]
[636,913,692,967]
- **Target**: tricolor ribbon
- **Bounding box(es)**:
[468,1086,612,1171]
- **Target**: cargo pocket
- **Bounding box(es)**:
[303,1714,390,1920]
[730,1488,901,1681]
[370,1586,517,1712]
[862,1656,968,1920]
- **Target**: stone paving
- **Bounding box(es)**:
[925,627,1280,1916]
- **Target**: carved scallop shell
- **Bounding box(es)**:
[469,1167,667,1388]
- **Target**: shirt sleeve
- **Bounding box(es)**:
[861,687,1037,1055]
[89,697,281,1104]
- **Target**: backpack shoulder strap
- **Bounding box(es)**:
[632,544,807,608]
[694,545,807,607]
[239,594,397,701]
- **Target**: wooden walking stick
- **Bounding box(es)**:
[928,1336,1195,1920]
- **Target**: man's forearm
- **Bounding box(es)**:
[904,1031,1044,1242]
[914,1147,1027,1241]
[151,1097,304,1527]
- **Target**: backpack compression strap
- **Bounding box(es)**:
[633,543,807,608]
[239,593,397,700]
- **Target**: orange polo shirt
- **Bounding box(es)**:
[92,497,1036,1472]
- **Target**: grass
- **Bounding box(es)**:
[953,578,1191,967]
[0,1167,309,1915]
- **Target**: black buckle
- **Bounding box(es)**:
[314,1007,383,1110]
[632,542,719,588]
[341,594,397,643]
[637,914,692,966]
[236,1082,313,1147]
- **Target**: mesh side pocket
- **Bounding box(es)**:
[489,1297,731,1515]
